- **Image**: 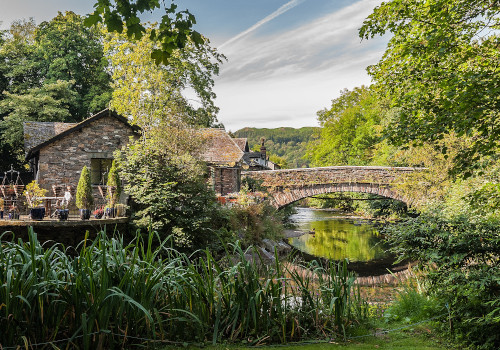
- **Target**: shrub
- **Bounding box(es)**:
[384,215,500,349]
[106,159,121,207]
[76,165,94,209]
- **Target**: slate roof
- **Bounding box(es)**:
[233,138,249,152]
[24,122,77,153]
[24,109,140,160]
[198,129,244,166]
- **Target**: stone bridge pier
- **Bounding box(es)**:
[243,166,421,208]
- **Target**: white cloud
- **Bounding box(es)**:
[214,0,388,131]
[219,0,307,50]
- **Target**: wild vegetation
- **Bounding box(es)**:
[302,1,500,348]
[0,229,367,349]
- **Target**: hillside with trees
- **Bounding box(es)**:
[233,126,319,168]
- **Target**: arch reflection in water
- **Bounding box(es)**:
[288,208,389,262]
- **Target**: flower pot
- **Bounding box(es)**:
[79,209,91,220]
[30,207,45,221]
[57,209,69,221]
[115,204,126,217]
[105,207,116,218]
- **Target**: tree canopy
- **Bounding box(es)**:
[86,0,204,65]
[307,86,384,166]
[0,13,112,171]
[104,25,223,131]
[360,0,500,176]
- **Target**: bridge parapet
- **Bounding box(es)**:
[243,166,423,208]
[243,166,419,188]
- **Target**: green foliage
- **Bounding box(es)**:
[23,180,48,208]
[0,229,368,347]
[0,80,77,164]
[87,0,204,65]
[384,214,500,349]
[360,0,500,175]
[76,165,94,209]
[383,273,442,324]
[116,135,224,249]
[228,202,284,245]
[307,86,385,167]
[0,13,112,171]
[269,154,288,169]
[106,159,121,207]
[104,24,223,129]
[233,127,318,168]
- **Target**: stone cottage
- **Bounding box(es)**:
[198,128,245,195]
[24,109,140,203]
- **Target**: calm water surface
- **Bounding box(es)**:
[288,207,390,262]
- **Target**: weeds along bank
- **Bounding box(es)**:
[0,228,368,349]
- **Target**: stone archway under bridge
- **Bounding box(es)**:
[242,166,423,209]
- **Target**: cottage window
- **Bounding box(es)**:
[90,158,113,185]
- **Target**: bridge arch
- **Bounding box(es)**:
[269,182,406,209]
[242,166,420,209]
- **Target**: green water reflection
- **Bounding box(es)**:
[288,208,389,262]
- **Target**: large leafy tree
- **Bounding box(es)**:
[307,86,385,166]
[0,13,112,170]
[360,0,500,176]
[34,12,112,119]
[104,25,224,130]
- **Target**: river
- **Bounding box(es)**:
[288,207,390,262]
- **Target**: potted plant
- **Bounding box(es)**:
[105,160,121,218]
[76,166,94,220]
[24,181,48,220]
[56,185,72,221]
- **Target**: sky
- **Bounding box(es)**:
[0,0,388,131]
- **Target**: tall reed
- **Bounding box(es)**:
[0,228,367,348]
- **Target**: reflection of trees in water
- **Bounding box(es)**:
[292,219,387,261]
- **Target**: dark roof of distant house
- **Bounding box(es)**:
[25,109,140,160]
[233,138,249,152]
[198,128,244,165]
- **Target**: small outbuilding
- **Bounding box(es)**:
[24,109,140,202]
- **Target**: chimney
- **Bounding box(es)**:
[260,137,266,159]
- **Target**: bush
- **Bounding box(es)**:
[384,215,500,349]
[229,202,284,245]
[76,165,93,209]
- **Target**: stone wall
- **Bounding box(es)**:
[36,115,137,207]
[212,167,240,195]
[243,166,422,208]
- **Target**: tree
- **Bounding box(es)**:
[116,132,223,249]
[307,86,384,166]
[104,25,224,130]
[86,0,204,65]
[0,13,112,171]
[34,12,112,120]
[360,0,500,176]
[0,80,78,166]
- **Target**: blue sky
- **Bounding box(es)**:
[1,0,388,131]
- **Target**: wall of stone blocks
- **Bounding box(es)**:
[36,115,137,208]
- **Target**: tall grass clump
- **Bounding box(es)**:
[0,228,367,348]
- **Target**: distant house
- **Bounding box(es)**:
[233,138,281,171]
[198,129,245,195]
[24,109,140,201]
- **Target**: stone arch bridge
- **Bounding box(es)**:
[243,166,422,208]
